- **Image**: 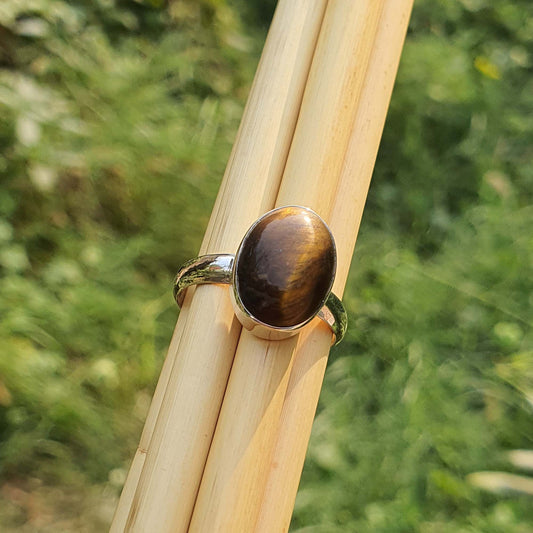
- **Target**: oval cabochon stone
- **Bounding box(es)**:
[235,206,336,328]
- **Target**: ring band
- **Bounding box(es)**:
[173,206,347,345]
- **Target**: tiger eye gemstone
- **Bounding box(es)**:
[234,206,336,328]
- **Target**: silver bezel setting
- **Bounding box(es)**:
[230,205,337,341]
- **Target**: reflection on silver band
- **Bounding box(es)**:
[173,254,234,307]
[173,253,347,345]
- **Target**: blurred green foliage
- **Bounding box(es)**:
[0,0,531,531]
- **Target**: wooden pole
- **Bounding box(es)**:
[110,1,328,531]
[256,2,414,530]
[112,0,413,530]
[188,1,390,531]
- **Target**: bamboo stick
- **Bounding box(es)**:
[256,2,414,531]
[110,1,328,531]
[188,2,385,531]
[110,312,185,532]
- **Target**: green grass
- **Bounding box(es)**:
[0,0,531,530]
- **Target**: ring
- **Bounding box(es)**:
[173,206,347,345]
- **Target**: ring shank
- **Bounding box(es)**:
[173,254,234,306]
[173,254,347,344]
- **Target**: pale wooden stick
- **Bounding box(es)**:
[255,2,414,531]
[188,2,385,531]
[110,306,188,532]
[110,1,328,531]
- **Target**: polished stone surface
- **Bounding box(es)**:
[234,206,336,328]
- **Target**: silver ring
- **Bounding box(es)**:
[173,206,347,345]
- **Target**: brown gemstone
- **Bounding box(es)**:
[234,206,336,328]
